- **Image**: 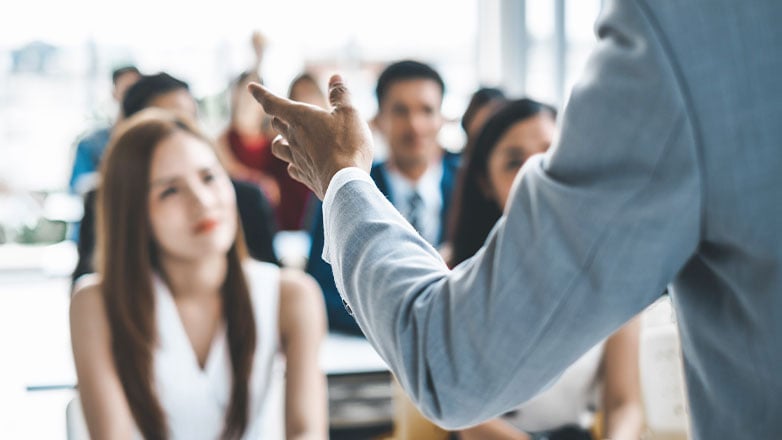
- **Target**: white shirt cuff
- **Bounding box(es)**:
[322,167,374,263]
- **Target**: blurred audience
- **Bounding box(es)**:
[72,72,278,287]
[437,86,507,263]
[288,72,329,109]
[69,65,141,195]
[283,72,327,230]
[216,35,314,231]
[216,70,281,206]
[306,60,459,335]
[121,72,197,121]
[70,109,327,439]
[460,87,506,144]
[448,99,644,440]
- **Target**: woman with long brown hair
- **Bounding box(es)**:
[449,99,644,440]
[70,109,327,440]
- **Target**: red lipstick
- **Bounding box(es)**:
[193,218,219,234]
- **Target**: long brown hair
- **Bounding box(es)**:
[448,98,556,267]
[96,109,257,440]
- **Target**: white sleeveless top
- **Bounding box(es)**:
[502,341,605,432]
[138,261,285,440]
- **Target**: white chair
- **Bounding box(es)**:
[639,297,691,440]
[66,395,88,440]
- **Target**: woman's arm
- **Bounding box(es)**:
[602,317,644,439]
[278,269,328,440]
[458,419,531,440]
[70,278,136,439]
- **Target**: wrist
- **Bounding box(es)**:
[321,162,362,196]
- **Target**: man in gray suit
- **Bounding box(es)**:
[250,0,782,437]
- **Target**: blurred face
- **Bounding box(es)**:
[112,71,141,104]
[234,78,268,133]
[376,79,443,169]
[147,131,238,261]
[485,113,555,210]
[148,89,198,122]
[291,80,327,109]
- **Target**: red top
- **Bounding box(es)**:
[227,130,272,169]
[227,128,312,230]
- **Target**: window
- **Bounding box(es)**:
[0,0,480,191]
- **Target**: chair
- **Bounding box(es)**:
[65,396,88,440]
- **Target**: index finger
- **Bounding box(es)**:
[247,82,299,122]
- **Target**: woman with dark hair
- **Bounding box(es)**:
[449,100,644,440]
[70,109,327,440]
[460,87,506,143]
[288,72,328,109]
[449,98,555,267]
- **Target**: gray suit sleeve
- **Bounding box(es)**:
[323,0,701,429]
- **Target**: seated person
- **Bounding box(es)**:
[306,60,460,334]
[70,110,327,439]
[288,72,329,109]
[282,72,328,230]
[217,70,317,231]
[215,71,281,207]
[448,99,644,440]
[72,73,278,286]
[69,65,141,195]
[460,87,506,144]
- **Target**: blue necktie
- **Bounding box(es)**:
[407,191,423,234]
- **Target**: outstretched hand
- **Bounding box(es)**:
[248,75,374,200]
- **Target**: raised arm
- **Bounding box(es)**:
[323,0,701,427]
[249,0,701,429]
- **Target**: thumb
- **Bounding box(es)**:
[328,74,353,110]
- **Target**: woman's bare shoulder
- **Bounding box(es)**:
[70,274,105,321]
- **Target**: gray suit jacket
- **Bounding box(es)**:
[322,0,782,438]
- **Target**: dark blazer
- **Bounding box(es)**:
[72,179,279,286]
[306,153,460,334]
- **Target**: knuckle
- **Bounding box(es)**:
[330,84,348,99]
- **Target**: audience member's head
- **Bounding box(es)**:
[97,109,254,438]
[448,98,556,266]
[461,87,506,141]
[374,60,446,174]
[100,109,243,266]
[122,72,197,121]
[111,65,141,105]
[288,72,327,109]
[228,70,270,136]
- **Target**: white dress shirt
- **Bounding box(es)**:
[385,161,443,246]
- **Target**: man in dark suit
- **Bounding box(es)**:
[307,61,458,334]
